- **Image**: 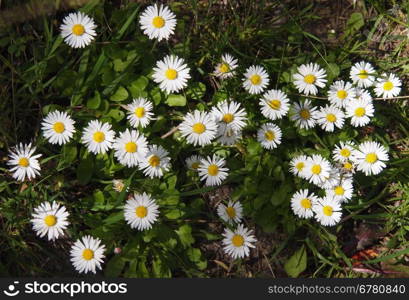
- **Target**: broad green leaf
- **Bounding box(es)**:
[284,245,307,278]
[176,224,194,248]
[186,82,206,100]
[128,76,149,97]
[166,94,186,107]
[76,156,94,185]
[86,91,101,109]
[110,86,129,101]
[62,144,77,164]
[107,109,125,121]
[105,256,126,277]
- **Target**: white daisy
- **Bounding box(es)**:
[152,55,190,94]
[139,144,171,178]
[290,99,318,130]
[302,154,331,185]
[293,63,327,95]
[242,65,269,95]
[321,167,341,189]
[31,201,69,241]
[7,143,41,182]
[257,123,282,149]
[354,141,389,176]
[81,120,115,155]
[290,189,318,219]
[289,155,309,178]
[328,80,356,108]
[113,129,148,167]
[332,141,357,163]
[326,178,354,203]
[198,155,229,186]
[350,61,375,88]
[124,193,159,231]
[345,96,375,127]
[214,53,238,79]
[41,111,75,145]
[222,224,256,259]
[112,179,127,193]
[374,73,402,98]
[316,105,345,132]
[217,128,242,146]
[259,89,290,120]
[70,235,106,274]
[60,12,97,48]
[179,110,218,146]
[139,4,177,41]
[211,100,247,133]
[126,97,154,128]
[313,196,342,226]
[186,155,203,171]
[354,87,373,101]
[217,200,243,224]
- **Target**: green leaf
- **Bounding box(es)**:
[105,256,126,277]
[128,76,149,97]
[103,212,124,225]
[284,245,307,278]
[107,109,125,121]
[62,144,77,164]
[346,12,364,32]
[165,94,186,107]
[176,224,194,248]
[86,91,101,109]
[186,82,206,100]
[76,156,94,185]
[110,86,129,101]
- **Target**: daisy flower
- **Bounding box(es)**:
[139,4,176,41]
[354,141,389,176]
[7,143,41,181]
[81,120,115,155]
[332,141,357,163]
[321,167,341,190]
[313,196,342,226]
[112,179,127,193]
[242,65,269,95]
[70,235,106,274]
[316,105,345,132]
[302,154,331,185]
[124,193,159,231]
[186,155,203,171]
[328,80,356,108]
[198,155,229,186]
[222,224,257,259]
[345,97,375,127]
[326,178,353,203]
[41,111,75,145]
[257,123,282,150]
[113,129,148,167]
[293,63,327,95]
[152,55,190,94]
[374,73,402,99]
[179,110,218,146]
[217,128,242,146]
[214,53,238,79]
[60,11,97,48]
[290,99,318,130]
[289,155,309,178]
[139,144,171,178]
[259,89,290,120]
[350,61,375,88]
[126,98,154,128]
[31,201,69,241]
[290,189,318,219]
[217,200,243,224]
[211,100,247,133]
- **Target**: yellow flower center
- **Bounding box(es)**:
[358,70,368,79]
[226,206,236,218]
[250,74,261,85]
[383,81,393,91]
[191,162,200,169]
[219,63,230,73]
[299,109,310,120]
[44,215,57,227]
[192,123,206,134]
[222,113,234,123]
[93,131,105,143]
[340,148,351,157]
[165,68,178,80]
[152,16,165,28]
[72,24,85,36]
[354,107,366,117]
[82,249,94,261]
[326,113,337,123]
[125,142,137,153]
[207,164,219,176]
[337,90,347,99]
[268,99,281,110]
[322,205,333,216]
[18,157,29,167]
[134,107,145,118]
[365,153,378,164]
[232,234,244,247]
[300,198,311,209]
[53,122,65,133]
[295,162,304,171]
[304,74,316,84]
[344,162,353,170]
[135,206,148,218]
[334,186,345,196]
[311,164,321,175]
[264,130,275,141]
[148,155,160,167]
